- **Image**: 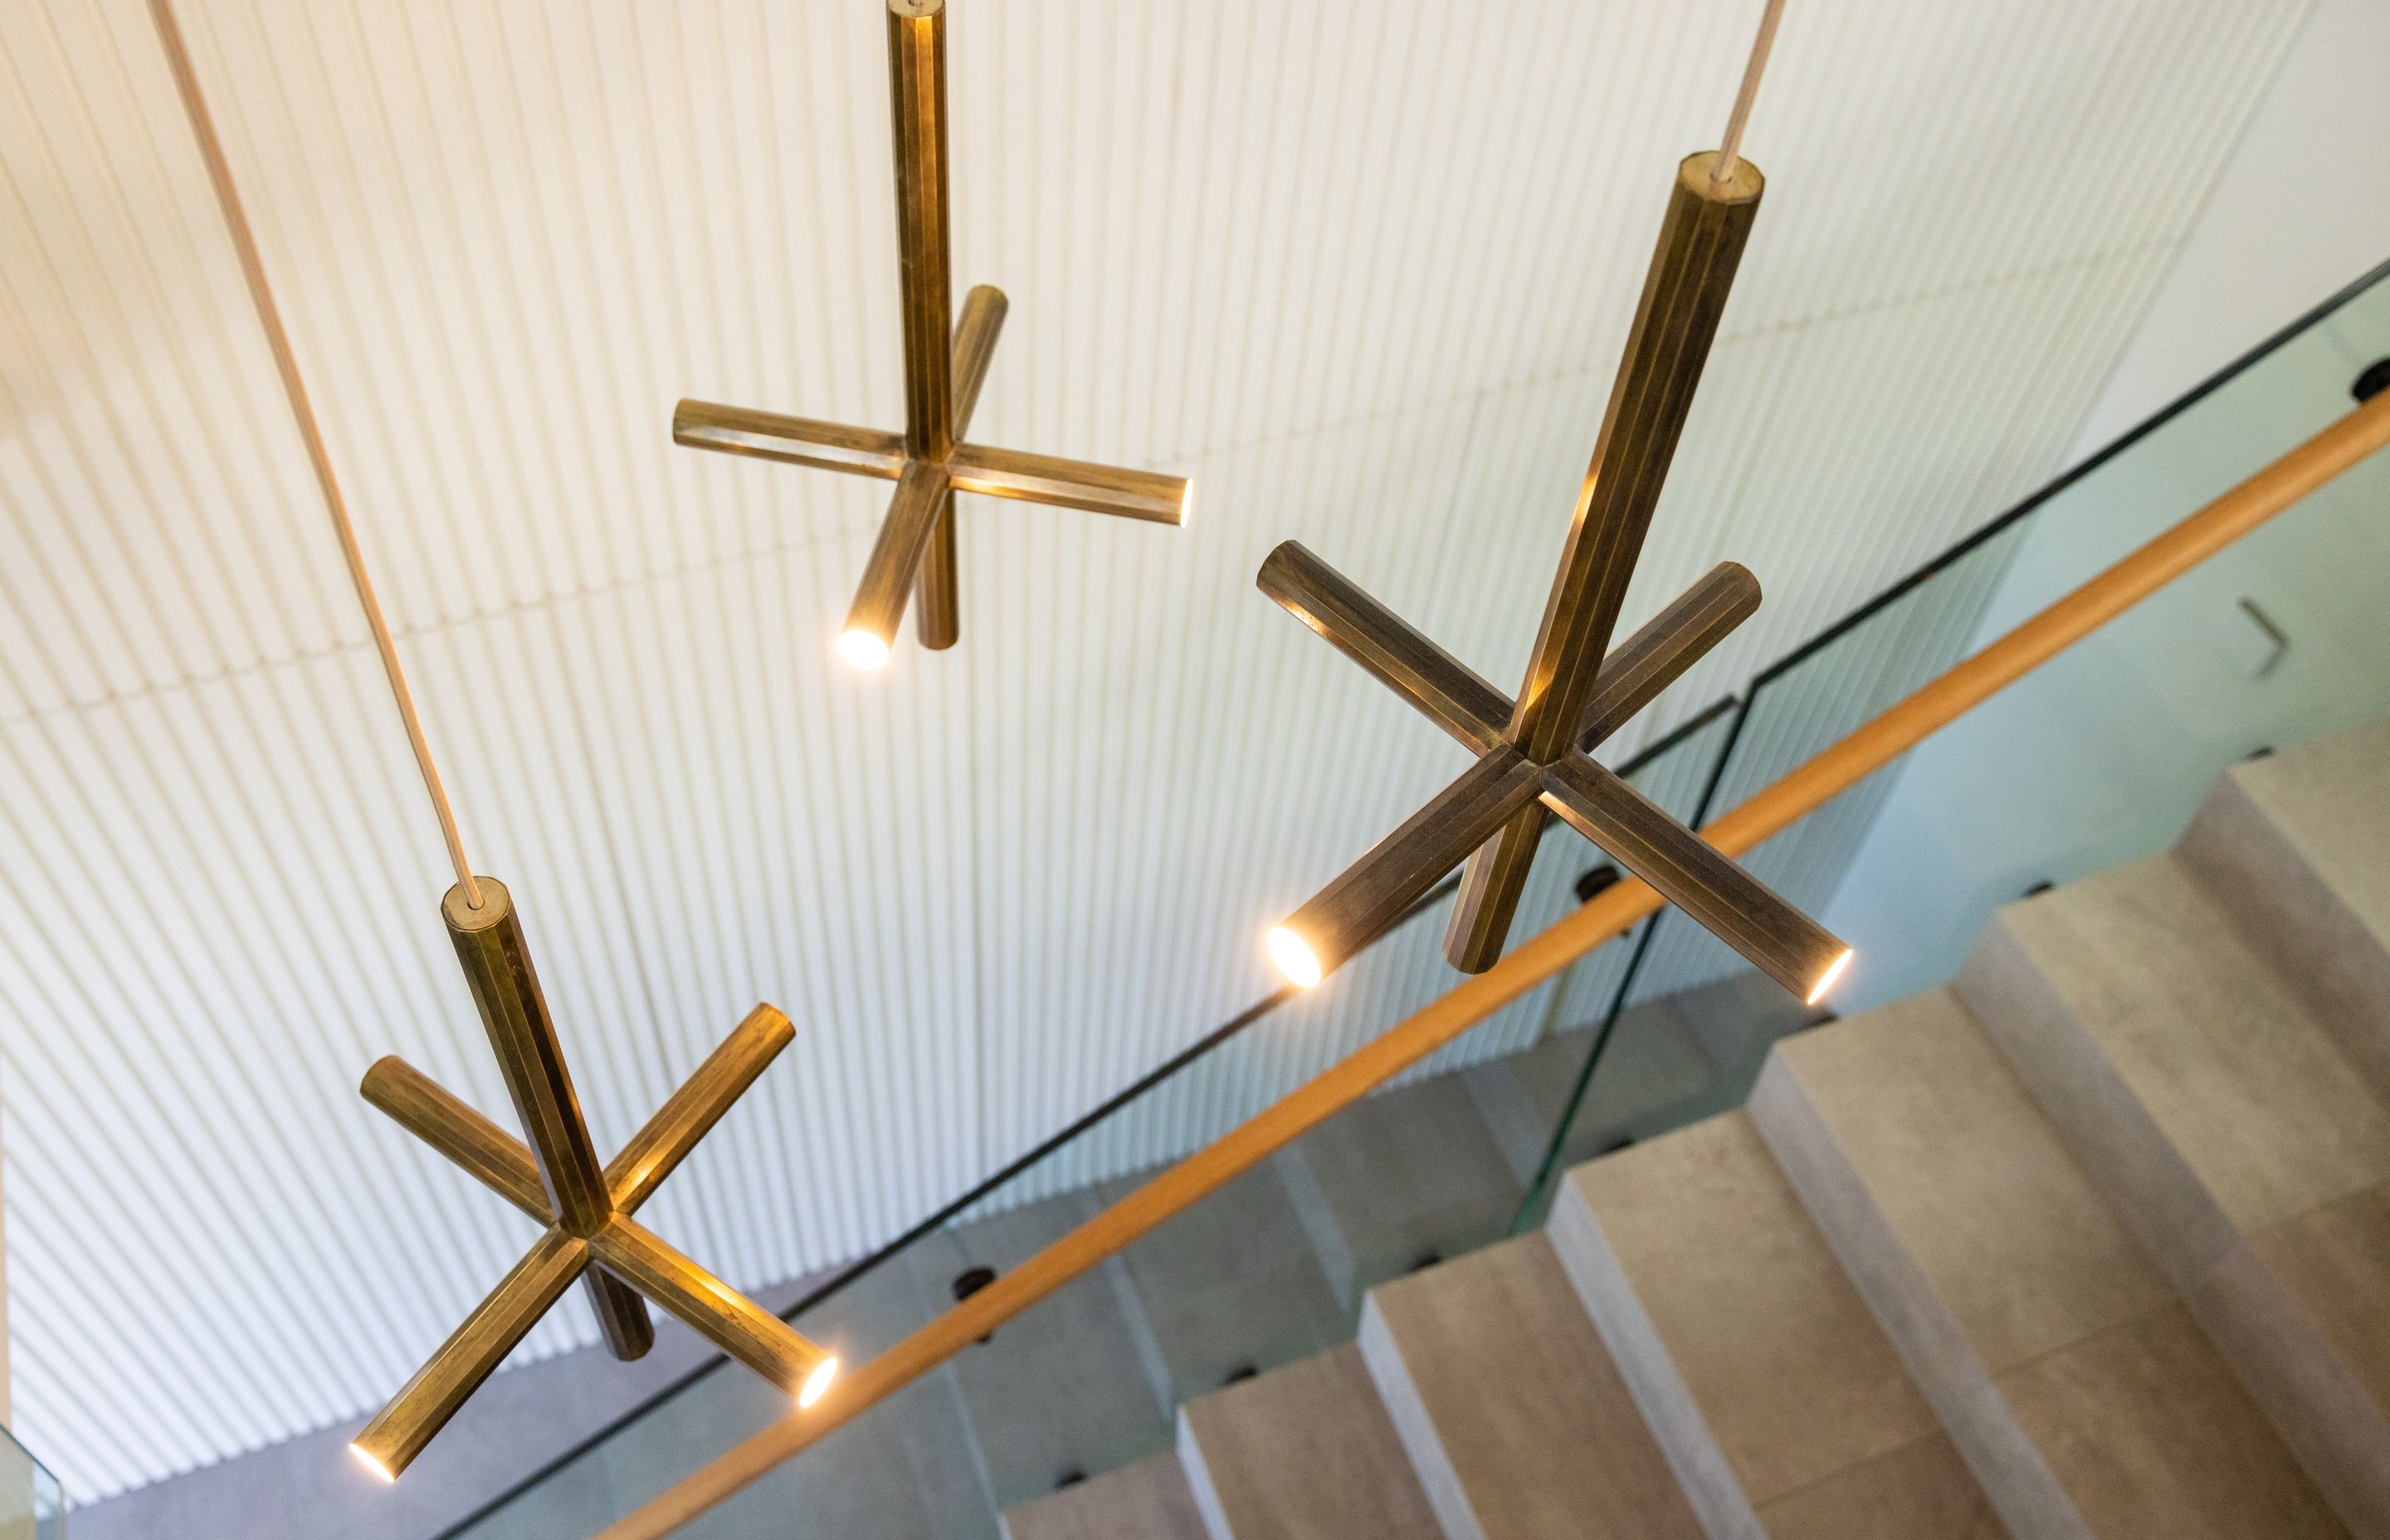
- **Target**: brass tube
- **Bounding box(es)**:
[584,1270,655,1362]
[1450,155,1763,967]
[945,444,1188,525]
[841,459,952,658]
[1573,561,1760,750]
[1541,753,1847,1001]
[350,1229,587,1483]
[671,402,907,480]
[361,1055,551,1226]
[607,1005,795,1215]
[592,1216,836,1395]
[1441,808,1545,972]
[918,284,1012,650]
[1510,153,1762,762]
[887,0,953,462]
[1258,541,1510,753]
[441,878,651,1357]
[1273,748,1544,984]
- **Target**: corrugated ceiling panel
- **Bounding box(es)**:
[0,0,2310,1497]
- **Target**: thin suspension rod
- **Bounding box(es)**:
[147,0,484,908]
[1714,0,1787,182]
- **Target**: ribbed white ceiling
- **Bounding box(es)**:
[0,0,2308,1500]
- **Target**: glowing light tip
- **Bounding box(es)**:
[799,1357,839,1408]
[1267,926,1324,989]
[349,1443,396,1484]
[1806,948,1854,1006]
[836,630,891,671]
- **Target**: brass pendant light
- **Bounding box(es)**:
[144,0,835,1485]
[350,881,833,1482]
[674,0,1190,670]
[1261,2,1853,1006]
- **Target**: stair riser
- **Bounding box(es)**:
[2179,772,2390,1106]
[1544,1178,1768,1540]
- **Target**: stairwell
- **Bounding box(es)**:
[1003,716,2390,1540]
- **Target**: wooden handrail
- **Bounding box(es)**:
[598,390,2390,1539]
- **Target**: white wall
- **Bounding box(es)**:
[2067,0,2390,455]
[1819,0,2390,1014]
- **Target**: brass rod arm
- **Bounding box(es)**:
[946,443,1190,525]
[1573,561,1760,751]
[1441,807,1546,972]
[887,0,954,461]
[590,1216,836,1397]
[1510,154,1763,763]
[361,1055,551,1226]
[671,402,908,480]
[1272,748,1544,983]
[841,460,954,658]
[918,284,1011,650]
[1453,158,1762,967]
[1540,753,1847,1001]
[1257,541,1511,753]
[607,1006,795,1216]
[441,879,650,1360]
[351,1230,588,1483]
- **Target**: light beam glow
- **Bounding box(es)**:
[1267,925,1324,989]
[1806,948,1854,1006]
[836,629,892,671]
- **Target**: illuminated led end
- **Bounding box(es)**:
[349,1443,396,1484]
[836,629,892,671]
[799,1356,839,1408]
[1805,948,1854,1006]
[1178,480,1194,528]
[1267,925,1324,989]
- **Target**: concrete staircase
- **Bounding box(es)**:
[1003,719,2390,1539]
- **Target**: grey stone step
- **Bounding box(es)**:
[1095,1160,1349,1406]
[1174,1343,1442,1540]
[1274,1073,1521,1308]
[1959,855,2390,1535]
[1356,1232,1706,1540]
[1550,1111,1999,1538]
[2180,720,2390,1101]
[907,1188,1174,1508]
[1750,991,2346,1540]
[1002,1453,1210,1540]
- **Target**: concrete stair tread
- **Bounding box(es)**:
[1002,1453,1210,1540]
[1358,1233,1705,1540]
[1175,1343,1441,1540]
[1558,1111,1989,1523]
[1983,853,2390,1239]
[1754,1432,2006,1540]
[1770,990,2172,1372]
[1998,1301,2346,1539]
[1757,994,2346,1538]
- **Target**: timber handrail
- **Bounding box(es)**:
[599,388,2390,1539]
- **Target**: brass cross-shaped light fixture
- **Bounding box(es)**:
[674,0,1188,670]
[1261,147,1852,1006]
[349,878,836,1483]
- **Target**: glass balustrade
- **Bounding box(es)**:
[445,255,2390,1539]
[1,1424,64,1540]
